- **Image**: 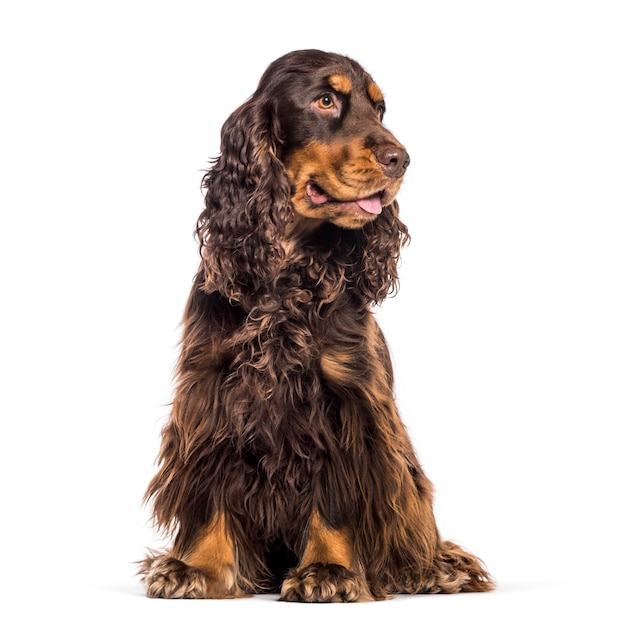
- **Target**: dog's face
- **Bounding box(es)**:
[267,52,409,230]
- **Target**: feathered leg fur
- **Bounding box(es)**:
[140,285,493,600]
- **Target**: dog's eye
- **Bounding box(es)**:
[376,102,386,119]
[317,94,335,109]
[312,93,341,116]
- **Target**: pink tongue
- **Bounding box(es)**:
[355,195,382,214]
[307,183,383,214]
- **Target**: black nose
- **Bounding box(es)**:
[374,145,410,178]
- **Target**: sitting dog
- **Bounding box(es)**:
[140,49,494,602]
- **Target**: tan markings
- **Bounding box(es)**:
[328,74,352,94]
[181,512,241,596]
[284,140,402,228]
[280,511,373,601]
[367,81,384,103]
[299,511,354,570]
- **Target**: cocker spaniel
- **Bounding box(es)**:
[140,49,493,602]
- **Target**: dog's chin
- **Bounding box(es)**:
[291,185,394,229]
[291,200,380,230]
[326,201,381,229]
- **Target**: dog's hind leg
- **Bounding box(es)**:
[422,540,495,593]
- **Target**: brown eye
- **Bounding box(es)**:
[318,94,334,109]
[376,102,386,119]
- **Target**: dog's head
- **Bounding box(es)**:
[199,50,409,306]
[258,50,409,229]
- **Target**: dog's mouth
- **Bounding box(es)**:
[306,182,383,215]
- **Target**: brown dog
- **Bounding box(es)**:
[140,49,493,602]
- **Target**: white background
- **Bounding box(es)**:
[1,1,623,624]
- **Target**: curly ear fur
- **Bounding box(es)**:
[198,96,292,309]
[357,200,410,304]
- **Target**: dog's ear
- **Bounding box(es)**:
[197,95,292,308]
[354,200,410,304]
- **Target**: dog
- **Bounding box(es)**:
[140,49,494,602]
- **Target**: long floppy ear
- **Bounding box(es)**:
[197,95,292,308]
[354,200,410,304]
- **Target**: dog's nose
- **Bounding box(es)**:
[374,145,410,178]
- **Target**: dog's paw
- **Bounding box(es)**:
[433,541,495,593]
[280,562,372,603]
[138,551,241,599]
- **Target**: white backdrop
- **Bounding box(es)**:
[1,1,622,624]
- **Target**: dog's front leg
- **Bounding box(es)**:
[280,511,372,603]
[139,512,246,599]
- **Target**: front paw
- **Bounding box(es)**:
[280,563,371,603]
[138,552,240,599]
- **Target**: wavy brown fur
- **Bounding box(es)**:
[141,49,494,601]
